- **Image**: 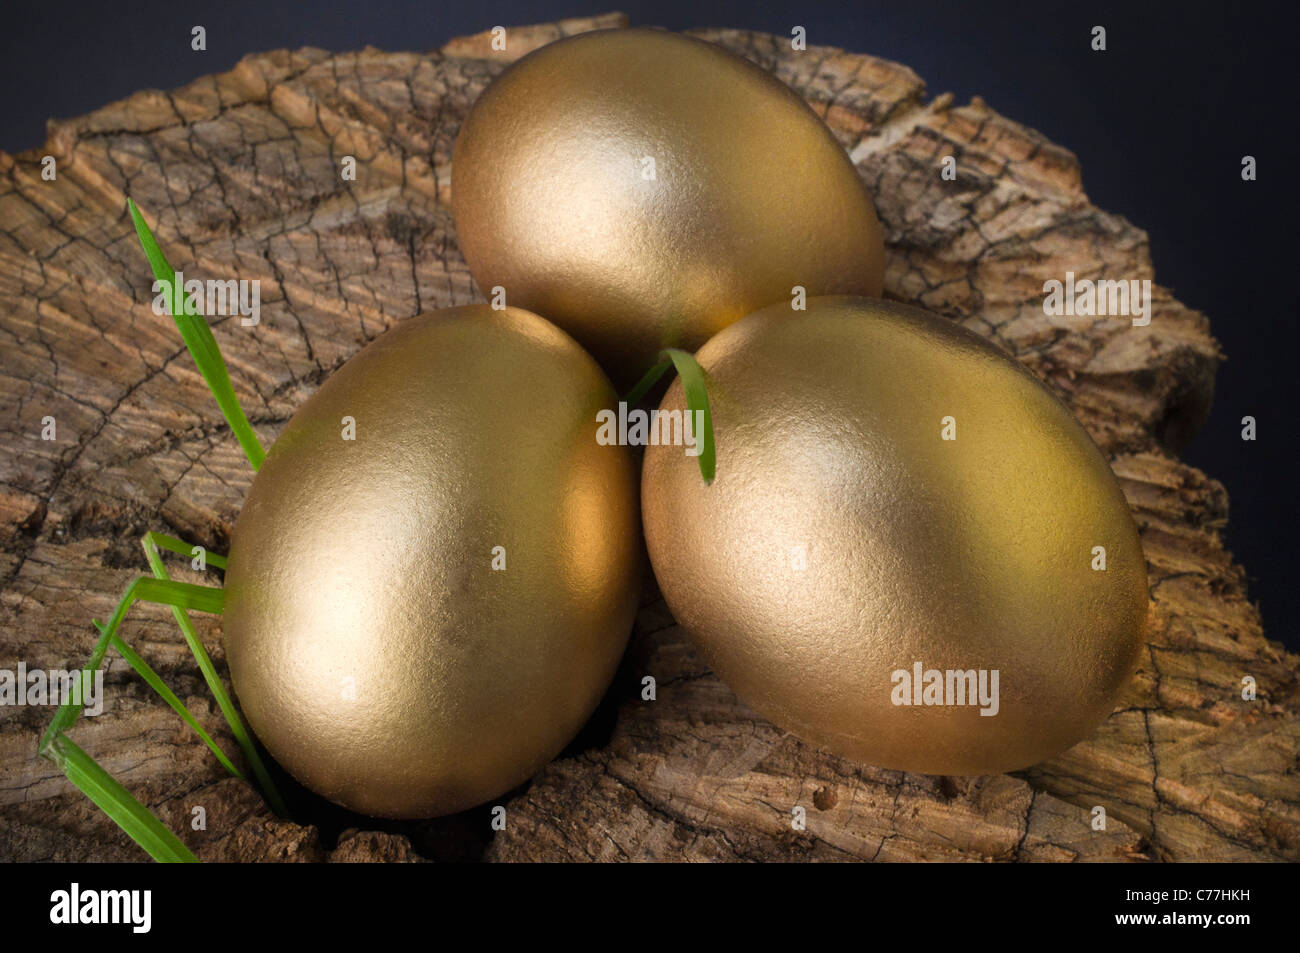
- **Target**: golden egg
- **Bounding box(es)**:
[222,305,640,818]
[642,297,1148,775]
[451,27,885,387]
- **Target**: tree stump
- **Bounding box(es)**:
[1,13,1295,863]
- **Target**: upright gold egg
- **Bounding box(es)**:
[642,297,1148,775]
[451,28,886,387]
[222,306,640,818]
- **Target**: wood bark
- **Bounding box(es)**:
[0,13,1294,862]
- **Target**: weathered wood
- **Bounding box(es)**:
[0,13,1294,862]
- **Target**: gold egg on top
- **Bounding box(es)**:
[641,297,1149,775]
[222,305,640,818]
[451,28,886,387]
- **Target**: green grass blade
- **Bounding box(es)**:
[102,623,244,779]
[140,535,287,815]
[660,348,716,484]
[138,576,226,613]
[40,577,224,752]
[145,530,226,570]
[622,349,716,483]
[127,199,265,471]
[40,637,113,755]
[46,733,198,863]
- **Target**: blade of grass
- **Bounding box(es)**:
[140,533,287,815]
[39,575,225,863]
[127,198,265,471]
[46,732,198,863]
[622,348,716,484]
[124,208,288,812]
[660,348,715,484]
[99,621,243,779]
[145,530,226,570]
[40,577,224,752]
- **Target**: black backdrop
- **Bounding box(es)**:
[4,1,1295,645]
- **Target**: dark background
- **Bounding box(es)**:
[4,1,1295,645]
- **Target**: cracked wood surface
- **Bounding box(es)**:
[1,13,1295,862]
